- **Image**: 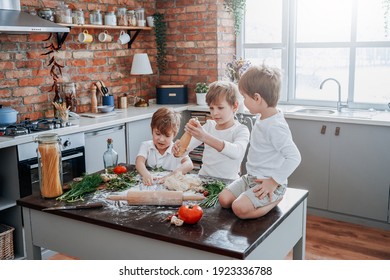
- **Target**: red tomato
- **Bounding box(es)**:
[178,204,203,224]
[113,165,127,175]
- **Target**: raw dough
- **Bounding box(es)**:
[163,172,203,192]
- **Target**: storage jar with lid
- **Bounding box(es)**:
[62,82,77,113]
[54,1,72,24]
[104,11,117,26]
[127,10,137,26]
[38,8,54,22]
[116,7,128,26]
[72,9,85,25]
[90,9,103,25]
[36,133,63,198]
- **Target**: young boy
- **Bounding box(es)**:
[174,80,250,180]
[136,107,193,186]
[218,65,301,219]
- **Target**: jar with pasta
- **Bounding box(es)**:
[36,133,63,198]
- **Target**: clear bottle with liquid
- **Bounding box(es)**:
[103,138,118,170]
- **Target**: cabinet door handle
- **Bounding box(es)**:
[335,127,340,136]
[320,125,327,134]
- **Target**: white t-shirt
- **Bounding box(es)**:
[187,119,250,180]
[246,111,301,185]
[137,140,190,171]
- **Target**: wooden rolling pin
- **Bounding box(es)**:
[106,191,205,206]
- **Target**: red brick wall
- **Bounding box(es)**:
[156,0,235,103]
[0,0,235,119]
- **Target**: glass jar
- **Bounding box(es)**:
[127,10,137,27]
[62,82,77,113]
[90,9,103,25]
[54,1,72,24]
[53,83,63,118]
[38,8,54,22]
[104,11,117,26]
[135,8,145,26]
[117,7,128,26]
[103,138,118,170]
[36,133,63,198]
[72,9,85,25]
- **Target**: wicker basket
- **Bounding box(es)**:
[0,224,15,260]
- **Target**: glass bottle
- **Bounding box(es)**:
[53,83,63,118]
[36,133,63,198]
[63,82,77,113]
[103,138,118,170]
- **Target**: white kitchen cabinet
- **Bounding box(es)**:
[287,119,390,222]
[85,125,127,174]
[126,118,152,164]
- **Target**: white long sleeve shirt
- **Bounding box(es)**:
[137,140,190,171]
[246,111,301,185]
[188,120,250,180]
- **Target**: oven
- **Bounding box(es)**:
[17,132,86,197]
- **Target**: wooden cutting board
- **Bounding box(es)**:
[80,111,116,118]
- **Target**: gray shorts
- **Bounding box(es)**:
[226,174,286,208]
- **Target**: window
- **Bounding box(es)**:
[238,0,390,110]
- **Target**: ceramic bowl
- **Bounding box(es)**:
[97,105,114,113]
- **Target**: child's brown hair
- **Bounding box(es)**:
[150,107,181,136]
[206,80,239,107]
[238,65,281,107]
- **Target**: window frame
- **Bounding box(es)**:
[237,0,390,111]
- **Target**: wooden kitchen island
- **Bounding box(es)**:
[17,188,308,260]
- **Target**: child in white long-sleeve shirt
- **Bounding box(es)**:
[219,65,301,219]
[174,81,250,180]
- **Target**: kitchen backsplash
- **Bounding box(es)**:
[0,0,235,120]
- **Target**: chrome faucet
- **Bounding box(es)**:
[320,78,348,112]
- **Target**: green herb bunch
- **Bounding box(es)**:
[105,171,139,191]
[57,173,103,202]
[199,180,225,208]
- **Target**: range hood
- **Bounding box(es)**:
[0,0,69,34]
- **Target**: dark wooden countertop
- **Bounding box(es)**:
[17,187,308,259]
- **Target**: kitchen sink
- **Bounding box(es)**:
[289,108,336,115]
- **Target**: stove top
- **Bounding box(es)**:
[0,118,75,137]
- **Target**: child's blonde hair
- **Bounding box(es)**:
[206,80,239,107]
[238,65,281,107]
[150,107,181,136]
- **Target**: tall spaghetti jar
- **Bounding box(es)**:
[36,133,63,198]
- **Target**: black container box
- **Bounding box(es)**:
[156,85,188,104]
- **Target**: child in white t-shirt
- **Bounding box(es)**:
[136,107,193,186]
[174,81,250,180]
[218,65,301,219]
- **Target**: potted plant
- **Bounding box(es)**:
[195,83,209,105]
[152,12,168,73]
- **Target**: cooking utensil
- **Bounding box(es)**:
[42,202,104,211]
[0,105,18,125]
[107,190,205,206]
[99,81,109,95]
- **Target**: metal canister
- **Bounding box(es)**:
[36,133,63,198]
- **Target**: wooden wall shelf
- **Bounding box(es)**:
[56,23,153,49]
